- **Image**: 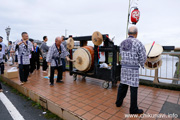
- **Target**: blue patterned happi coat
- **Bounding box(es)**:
[46,43,69,67]
[14,39,33,65]
[120,36,146,87]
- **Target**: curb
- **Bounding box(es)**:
[1,76,84,120]
[140,79,180,91]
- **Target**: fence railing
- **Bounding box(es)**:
[65,49,180,84]
[139,52,180,84]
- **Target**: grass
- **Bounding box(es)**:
[0,78,63,120]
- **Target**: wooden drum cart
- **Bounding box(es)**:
[66,33,121,88]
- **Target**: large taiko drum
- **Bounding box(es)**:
[73,46,94,71]
[144,43,163,70]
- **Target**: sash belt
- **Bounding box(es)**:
[121,64,140,70]
[52,56,60,67]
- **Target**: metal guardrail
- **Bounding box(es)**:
[139,52,180,84]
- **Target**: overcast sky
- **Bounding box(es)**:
[0,0,180,46]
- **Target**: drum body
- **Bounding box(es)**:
[144,43,163,70]
[73,46,94,71]
[144,55,162,70]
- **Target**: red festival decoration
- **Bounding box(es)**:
[130,7,140,24]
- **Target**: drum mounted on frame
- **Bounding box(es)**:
[144,43,163,70]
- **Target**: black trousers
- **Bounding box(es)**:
[61,58,66,72]
[42,59,48,71]
[50,66,62,84]
[19,64,29,82]
[34,59,40,70]
[0,62,4,74]
[0,82,2,89]
[116,83,138,113]
[29,58,35,73]
[15,55,18,62]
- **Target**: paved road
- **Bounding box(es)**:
[0,99,13,120]
[0,83,60,120]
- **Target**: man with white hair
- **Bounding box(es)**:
[116,26,147,114]
[46,37,70,86]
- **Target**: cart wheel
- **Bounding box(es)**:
[102,81,109,89]
[73,74,77,81]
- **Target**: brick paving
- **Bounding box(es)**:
[2,65,180,120]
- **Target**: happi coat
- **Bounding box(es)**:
[0,51,4,63]
[14,39,33,65]
[120,36,146,87]
[46,43,69,67]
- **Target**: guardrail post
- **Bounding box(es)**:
[154,69,159,83]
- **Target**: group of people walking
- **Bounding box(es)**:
[16,32,70,85]
[0,32,70,90]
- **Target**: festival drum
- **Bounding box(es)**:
[92,31,103,46]
[73,46,94,71]
[67,38,74,50]
[144,43,163,70]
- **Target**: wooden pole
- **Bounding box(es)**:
[153,69,159,83]
[126,0,131,38]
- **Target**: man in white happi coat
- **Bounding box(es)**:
[116,26,147,114]
[46,37,70,86]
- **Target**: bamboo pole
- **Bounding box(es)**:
[126,0,131,38]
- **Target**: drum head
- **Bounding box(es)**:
[67,38,74,50]
[92,31,103,46]
[145,43,163,57]
[73,48,91,71]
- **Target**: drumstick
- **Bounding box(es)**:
[147,41,155,57]
[70,60,76,62]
